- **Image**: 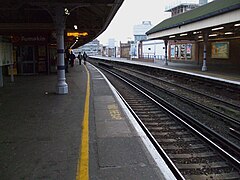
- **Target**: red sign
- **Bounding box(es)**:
[12,35,47,43]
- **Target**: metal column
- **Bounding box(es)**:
[55,6,68,94]
[164,40,168,65]
[0,66,3,87]
[202,32,208,71]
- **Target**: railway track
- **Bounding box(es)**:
[115,67,240,125]
[91,60,240,147]
[118,66,240,110]
[89,63,240,179]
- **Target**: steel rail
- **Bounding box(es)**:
[97,65,240,169]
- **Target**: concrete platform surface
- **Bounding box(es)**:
[91,55,240,85]
[0,63,174,180]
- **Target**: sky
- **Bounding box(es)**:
[97,0,172,45]
[97,0,213,46]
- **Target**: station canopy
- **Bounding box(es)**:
[0,0,124,48]
[146,0,240,41]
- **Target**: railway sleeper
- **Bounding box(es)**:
[162,144,206,150]
[185,172,240,180]
[168,151,217,159]
[152,130,189,136]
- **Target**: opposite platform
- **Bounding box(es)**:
[91,56,240,85]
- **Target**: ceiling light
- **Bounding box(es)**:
[209,34,218,37]
[169,35,175,38]
[193,31,201,34]
[212,27,224,31]
[74,25,78,29]
[180,33,187,36]
[225,32,233,35]
[198,35,202,38]
[234,23,240,27]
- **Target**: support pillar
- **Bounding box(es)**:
[0,66,3,87]
[164,40,168,65]
[55,6,68,94]
[10,64,14,82]
[138,41,143,59]
[202,32,208,71]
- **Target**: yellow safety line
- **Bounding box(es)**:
[76,64,90,180]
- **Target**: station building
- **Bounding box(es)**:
[0,0,124,94]
[146,0,240,71]
[73,39,100,57]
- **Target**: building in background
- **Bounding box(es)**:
[132,21,165,60]
[107,38,117,57]
[120,41,132,59]
[98,38,121,57]
[131,21,163,60]
[165,0,208,62]
[165,0,208,16]
[139,40,165,60]
[73,39,100,56]
[133,21,153,42]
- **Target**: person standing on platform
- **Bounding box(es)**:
[69,51,75,67]
[65,49,70,73]
[77,52,82,65]
[83,52,87,65]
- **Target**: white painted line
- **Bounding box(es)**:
[90,56,240,86]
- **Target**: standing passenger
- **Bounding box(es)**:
[77,52,82,65]
[83,52,87,65]
[69,51,75,67]
[65,49,70,73]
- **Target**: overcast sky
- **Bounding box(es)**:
[97,0,212,45]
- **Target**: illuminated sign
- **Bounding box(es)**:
[67,32,88,37]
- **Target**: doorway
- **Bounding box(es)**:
[18,46,36,74]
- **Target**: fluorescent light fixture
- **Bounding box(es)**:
[225,32,233,35]
[198,35,203,38]
[234,23,240,27]
[209,34,218,37]
[180,33,187,36]
[212,27,224,31]
[193,31,201,34]
[169,35,175,38]
[74,25,78,29]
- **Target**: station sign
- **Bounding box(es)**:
[67,32,88,37]
[12,35,47,44]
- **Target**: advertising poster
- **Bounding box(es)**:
[180,44,186,59]
[211,42,229,59]
[170,45,175,58]
[186,44,192,59]
[175,45,180,59]
[0,42,13,66]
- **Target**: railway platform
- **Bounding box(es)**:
[91,55,240,85]
[0,63,174,179]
